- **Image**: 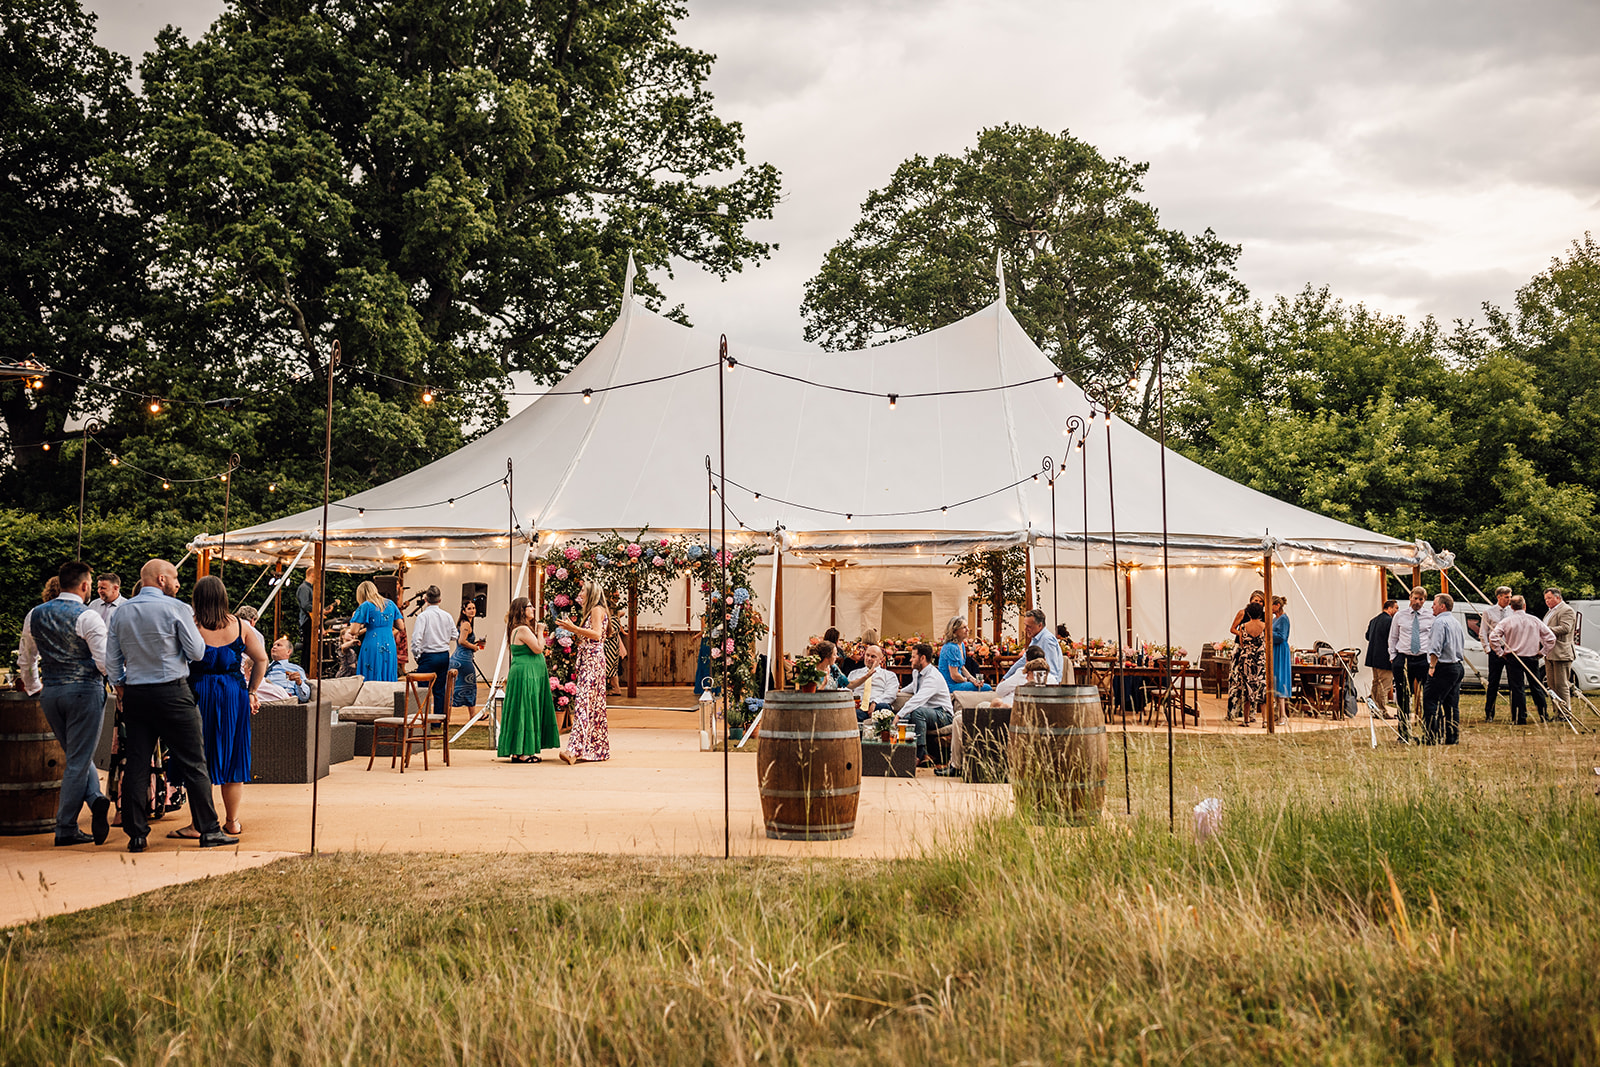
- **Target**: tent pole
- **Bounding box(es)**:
[272,561,283,642]
[774,546,785,688]
[1264,547,1275,734]
[308,543,323,680]
[627,571,639,698]
[991,555,1004,647]
[454,541,533,744]
[310,338,338,857]
[1025,544,1035,612]
[1097,395,1129,816]
[198,548,211,579]
[719,334,730,861]
[1124,569,1134,648]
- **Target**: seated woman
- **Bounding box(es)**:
[813,640,849,690]
[937,616,990,692]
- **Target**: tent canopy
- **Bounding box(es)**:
[195,277,1449,572]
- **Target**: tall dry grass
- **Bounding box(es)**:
[3,709,1598,1064]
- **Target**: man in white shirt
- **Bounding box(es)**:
[937,646,1059,778]
[1477,586,1513,722]
[86,572,124,627]
[263,636,312,703]
[897,642,953,768]
[410,585,457,725]
[1386,586,1433,744]
[846,644,900,722]
[1489,595,1555,725]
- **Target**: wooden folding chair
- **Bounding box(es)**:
[367,672,437,772]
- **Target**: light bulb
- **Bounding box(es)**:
[267,481,276,491]
[422,389,434,404]
[888,394,897,410]
[448,498,456,508]
[149,400,161,414]
[725,357,736,371]
[754,492,761,500]
[1056,373,1065,387]
[162,480,171,490]
[219,473,227,482]
[582,389,593,403]
[111,456,120,466]
[41,442,49,451]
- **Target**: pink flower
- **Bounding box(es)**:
[626,543,642,558]
[554,594,571,607]
[726,596,734,605]
[652,556,666,567]
[725,638,735,653]
[558,696,569,706]
[701,582,712,593]
[658,537,669,547]
[544,564,557,578]
[559,636,572,648]
[556,567,569,580]
[548,679,559,691]
[564,682,576,694]
[563,546,580,561]
[710,647,721,658]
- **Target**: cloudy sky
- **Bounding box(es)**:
[91,0,1600,352]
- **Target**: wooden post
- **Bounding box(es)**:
[684,574,691,627]
[1263,550,1275,734]
[272,561,283,642]
[197,549,211,579]
[627,572,639,698]
[309,542,325,680]
[991,555,1004,646]
[829,564,838,629]
[1024,545,1035,612]
[1440,570,1449,595]
[1411,564,1421,591]
[533,560,543,618]
[774,550,786,689]
[1123,567,1134,647]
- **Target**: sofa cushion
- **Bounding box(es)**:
[353,679,406,709]
[315,675,367,710]
[338,706,393,724]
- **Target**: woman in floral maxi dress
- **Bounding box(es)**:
[558,579,611,764]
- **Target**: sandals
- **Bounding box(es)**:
[510,755,542,764]
[166,826,201,840]
[223,821,243,835]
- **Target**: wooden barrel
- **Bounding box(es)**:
[1009,685,1108,825]
[0,691,66,836]
[756,690,861,841]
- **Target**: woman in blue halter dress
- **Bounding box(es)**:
[183,576,267,838]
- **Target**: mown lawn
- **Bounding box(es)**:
[4,699,1598,1065]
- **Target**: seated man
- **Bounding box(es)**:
[846,644,901,722]
[938,647,1058,777]
[1000,608,1069,686]
[263,635,312,703]
[897,642,953,768]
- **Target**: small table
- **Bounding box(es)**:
[1106,664,1202,727]
[860,740,918,778]
[1291,663,1348,717]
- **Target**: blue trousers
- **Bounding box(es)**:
[416,651,451,722]
[38,681,107,834]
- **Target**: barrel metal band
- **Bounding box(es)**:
[1011,724,1106,737]
[0,732,58,742]
[759,785,861,798]
[759,729,861,740]
[0,779,65,791]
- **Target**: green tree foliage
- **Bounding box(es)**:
[4,0,779,529]
[1172,277,1600,596]
[800,124,1245,428]
[0,0,141,486]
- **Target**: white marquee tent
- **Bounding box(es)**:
[196,265,1452,668]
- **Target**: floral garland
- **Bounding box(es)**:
[539,528,696,712]
[686,543,768,723]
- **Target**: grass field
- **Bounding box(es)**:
[4,697,1599,1064]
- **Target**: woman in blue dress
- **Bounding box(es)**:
[1271,595,1292,719]
[450,598,486,714]
[175,576,267,838]
[938,616,990,692]
[349,580,402,682]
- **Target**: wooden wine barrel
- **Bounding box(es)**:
[756,690,861,841]
[0,690,66,836]
[1009,685,1107,825]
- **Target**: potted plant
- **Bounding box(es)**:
[869,707,898,744]
[791,654,824,692]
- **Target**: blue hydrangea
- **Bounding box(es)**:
[733,587,750,604]
[688,544,705,560]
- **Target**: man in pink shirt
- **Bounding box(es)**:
[1488,596,1555,725]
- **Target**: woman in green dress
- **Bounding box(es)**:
[499,597,561,763]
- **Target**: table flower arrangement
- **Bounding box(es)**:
[869,707,898,742]
[790,654,824,692]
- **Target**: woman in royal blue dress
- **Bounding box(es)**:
[349,580,402,682]
[450,598,487,716]
[173,575,267,839]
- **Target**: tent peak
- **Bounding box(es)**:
[622,252,637,303]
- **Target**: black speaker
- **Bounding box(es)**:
[462,582,488,619]
[373,575,400,601]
